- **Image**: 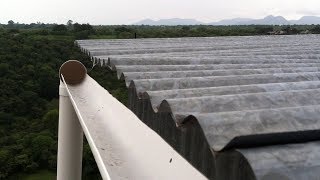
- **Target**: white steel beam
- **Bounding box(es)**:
[58,60,206,180]
[57,81,83,180]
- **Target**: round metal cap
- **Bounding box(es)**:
[59,60,87,85]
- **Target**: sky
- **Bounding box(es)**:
[1,0,320,25]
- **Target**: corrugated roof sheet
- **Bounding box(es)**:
[76,35,320,180]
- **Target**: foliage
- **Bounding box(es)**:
[73,23,95,39]
[281,26,300,35]
[312,25,320,34]
[1,22,320,179]
[8,170,55,180]
[91,24,319,39]
[0,27,107,179]
[52,24,68,35]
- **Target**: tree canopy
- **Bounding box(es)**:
[1,21,320,179]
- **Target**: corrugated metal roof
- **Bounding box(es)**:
[76,35,320,180]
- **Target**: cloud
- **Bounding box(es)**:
[296,9,320,16]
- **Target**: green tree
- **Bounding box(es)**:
[31,135,54,164]
[0,63,9,77]
[52,24,68,35]
[67,20,73,29]
[312,25,320,34]
[7,20,14,27]
[42,109,59,136]
[73,23,94,39]
[114,26,134,38]
[255,26,273,35]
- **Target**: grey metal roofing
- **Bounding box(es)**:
[76,35,320,180]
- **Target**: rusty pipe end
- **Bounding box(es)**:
[59,60,87,85]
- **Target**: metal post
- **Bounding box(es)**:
[57,81,83,180]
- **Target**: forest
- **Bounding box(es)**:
[1,21,320,179]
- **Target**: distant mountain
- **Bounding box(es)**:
[134,19,157,25]
[132,16,320,26]
[211,15,290,25]
[290,16,320,25]
[242,15,289,25]
[208,18,254,25]
[133,18,203,25]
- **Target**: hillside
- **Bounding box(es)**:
[133,18,203,25]
[1,23,320,179]
[0,26,127,179]
[133,15,320,25]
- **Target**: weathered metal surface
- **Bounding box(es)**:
[144,81,320,111]
[214,141,320,180]
[63,75,207,180]
[76,35,320,180]
[116,64,320,79]
[122,68,320,86]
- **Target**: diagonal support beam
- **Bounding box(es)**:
[57,60,206,180]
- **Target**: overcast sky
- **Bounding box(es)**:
[1,0,320,25]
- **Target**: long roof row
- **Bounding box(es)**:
[76,35,320,180]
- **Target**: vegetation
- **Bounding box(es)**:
[8,170,55,180]
[0,22,127,179]
[93,24,320,38]
[1,20,320,179]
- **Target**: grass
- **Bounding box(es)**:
[8,170,56,180]
[89,35,116,39]
[8,170,102,180]
[23,170,56,180]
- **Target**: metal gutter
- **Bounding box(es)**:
[58,60,206,179]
